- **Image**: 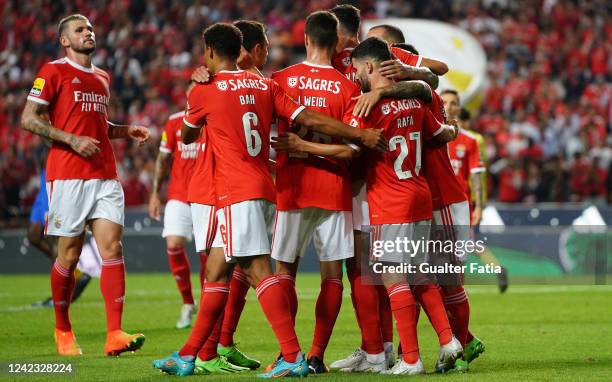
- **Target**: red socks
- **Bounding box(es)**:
[256,276,301,363]
[387,283,419,364]
[277,274,298,324]
[309,278,343,360]
[179,282,229,357]
[413,284,453,345]
[198,312,224,361]
[350,273,384,355]
[51,261,75,331]
[442,287,470,348]
[219,268,250,347]
[100,257,125,332]
[167,246,194,305]
[377,284,394,344]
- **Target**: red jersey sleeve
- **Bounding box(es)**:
[271,80,305,121]
[183,85,208,128]
[391,47,422,67]
[341,85,361,125]
[422,107,445,141]
[467,138,485,174]
[27,63,61,105]
[159,120,176,154]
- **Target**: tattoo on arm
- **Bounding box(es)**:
[21,101,75,146]
[402,66,439,89]
[152,152,171,196]
[380,80,433,103]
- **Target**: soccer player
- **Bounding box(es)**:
[441,89,487,370]
[152,23,385,378]
[350,42,466,373]
[270,11,359,374]
[20,14,148,356]
[148,111,198,329]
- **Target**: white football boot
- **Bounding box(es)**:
[329,348,366,370]
[175,303,196,329]
[381,357,425,375]
[435,336,463,373]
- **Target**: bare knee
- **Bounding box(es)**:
[98,239,123,260]
[166,235,185,250]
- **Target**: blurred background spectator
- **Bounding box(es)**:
[0,0,610,228]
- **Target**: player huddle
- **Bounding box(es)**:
[22,3,488,379]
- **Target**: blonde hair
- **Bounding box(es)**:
[58,14,89,35]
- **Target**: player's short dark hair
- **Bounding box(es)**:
[393,43,418,55]
[330,4,360,36]
[203,23,243,60]
[305,11,339,50]
[233,20,267,52]
[58,14,89,36]
[370,24,405,44]
[351,37,392,63]
[440,89,460,101]
[460,108,471,121]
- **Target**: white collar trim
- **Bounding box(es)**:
[218,70,244,74]
[302,61,333,69]
[65,57,95,73]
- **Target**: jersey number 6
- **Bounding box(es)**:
[243,112,262,157]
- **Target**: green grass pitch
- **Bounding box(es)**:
[1,273,611,381]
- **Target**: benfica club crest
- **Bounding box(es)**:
[288,76,298,88]
[216,81,228,91]
[381,103,391,115]
[456,144,466,158]
[342,56,351,66]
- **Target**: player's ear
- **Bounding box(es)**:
[59,34,69,48]
[304,34,310,48]
[366,61,374,74]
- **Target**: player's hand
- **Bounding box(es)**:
[69,135,101,157]
[191,66,211,83]
[128,125,150,146]
[379,59,410,80]
[360,128,388,152]
[148,194,162,221]
[271,132,303,153]
[352,89,382,118]
[447,119,459,139]
[472,205,482,226]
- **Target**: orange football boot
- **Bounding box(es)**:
[104,330,145,356]
[54,329,82,356]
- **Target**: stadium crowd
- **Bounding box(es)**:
[0,0,610,226]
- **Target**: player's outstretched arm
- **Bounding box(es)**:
[471,172,483,226]
[378,60,439,89]
[107,121,150,145]
[21,100,100,157]
[148,151,171,221]
[272,132,358,160]
[353,80,433,118]
[421,57,448,76]
[294,109,387,151]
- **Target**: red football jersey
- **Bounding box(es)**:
[183,70,304,208]
[159,111,199,202]
[422,89,468,209]
[353,97,445,225]
[448,129,485,202]
[186,129,215,205]
[271,62,360,211]
[27,57,117,180]
[332,46,421,83]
